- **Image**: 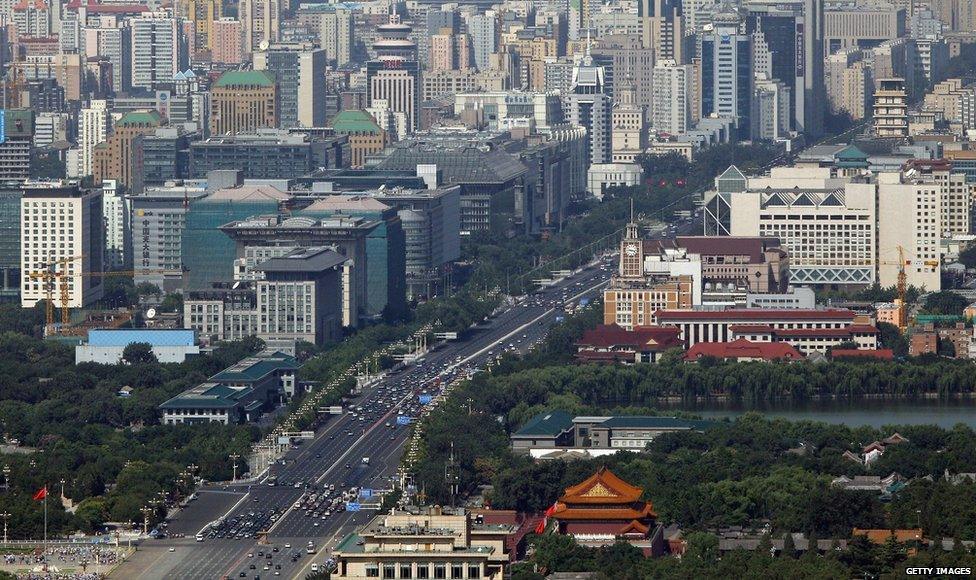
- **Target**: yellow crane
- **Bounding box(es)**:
[26,265,182,333]
[879,245,939,331]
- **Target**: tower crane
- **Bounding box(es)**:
[878,245,939,331]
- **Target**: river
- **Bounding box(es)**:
[659,398,976,429]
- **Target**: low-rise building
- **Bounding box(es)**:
[75,329,200,364]
[331,506,513,580]
[574,324,683,364]
[160,351,299,425]
[684,339,804,362]
[586,163,643,200]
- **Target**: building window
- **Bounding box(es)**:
[401,564,412,579]
[366,564,379,577]
[451,564,463,579]
[417,565,429,579]
[383,564,396,579]
[433,564,447,579]
[468,565,481,579]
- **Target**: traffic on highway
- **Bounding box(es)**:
[120,260,613,579]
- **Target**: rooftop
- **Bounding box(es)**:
[513,410,574,438]
[214,70,276,88]
[159,382,253,410]
[254,247,348,273]
[116,110,163,127]
[205,185,291,202]
[685,339,804,361]
[577,324,682,350]
[210,352,298,383]
[655,309,856,321]
[86,329,196,348]
[331,110,383,135]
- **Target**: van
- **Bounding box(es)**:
[311,564,320,572]
[195,534,204,542]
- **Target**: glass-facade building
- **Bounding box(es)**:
[182,190,289,291]
[0,185,21,301]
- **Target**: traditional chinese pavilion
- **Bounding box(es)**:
[550,466,665,555]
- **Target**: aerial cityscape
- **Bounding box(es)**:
[0,0,975,578]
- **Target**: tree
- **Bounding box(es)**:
[959,244,976,270]
[160,293,183,313]
[877,322,909,357]
[922,291,968,316]
[782,532,797,558]
[136,283,162,298]
[122,342,157,365]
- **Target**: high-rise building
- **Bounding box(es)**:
[78,99,109,178]
[211,17,244,64]
[651,59,693,135]
[874,77,908,137]
[253,43,327,129]
[20,182,104,309]
[591,34,655,111]
[331,110,387,168]
[0,110,33,181]
[563,46,612,166]
[638,0,685,61]
[130,183,208,292]
[466,10,497,71]
[0,185,22,301]
[240,0,280,54]
[92,110,162,194]
[177,0,221,57]
[82,21,131,95]
[300,5,353,67]
[101,180,129,270]
[210,70,278,135]
[701,8,753,138]
[366,15,420,134]
[131,13,185,91]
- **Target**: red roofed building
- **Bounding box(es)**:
[575,324,683,364]
[685,339,803,362]
[653,308,878,353]
[549,467,666,556]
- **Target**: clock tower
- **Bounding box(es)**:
[620,200,643,278]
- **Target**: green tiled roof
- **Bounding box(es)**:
[159,382,253,409]
[215,70,276,88]
[335,533,364,553]
[210,352,298,383]
[513,410,573,437]
[332,110,382,135]
[117,110,163,127]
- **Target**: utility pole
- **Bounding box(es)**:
[229,454,241,482]
[140,506,152,535]
[0,512,9,543]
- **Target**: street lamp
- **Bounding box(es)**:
[2,465,9,492]
[229,454,241,482]
[0,512,10,543]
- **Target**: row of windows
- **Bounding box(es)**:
[365,562,481,579]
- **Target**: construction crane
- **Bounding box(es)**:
[25,255,84,330]
[879,245,939,331]
[26,266,182,333]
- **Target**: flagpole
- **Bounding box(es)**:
[43,486,47,546]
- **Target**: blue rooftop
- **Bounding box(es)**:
[87,329,196,347]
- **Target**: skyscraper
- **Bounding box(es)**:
[639,0,686,62]
[701,7,753,138]
[652,60,694,135]
[253,42,327,128]
[564,43,612,166]
[240,0,280,55]
[466,10,497,71]
[366,13,420,134]
[176,0,221,57]
[131,13,185,91]
[210,70,278,135]
[79,100,109,177]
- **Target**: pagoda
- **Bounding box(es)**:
[550,467,662,551]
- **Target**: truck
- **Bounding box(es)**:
[327,406,343,415]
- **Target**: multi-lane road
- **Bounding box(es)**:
[112,261,613,580]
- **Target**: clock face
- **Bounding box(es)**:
[625,243,638,257]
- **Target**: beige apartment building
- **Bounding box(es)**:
[210,70,278,135]
[331,506,512,580]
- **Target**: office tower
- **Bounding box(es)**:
[366,14,420,134]
[874,78,908,137]
[240,0,280,54]
[101,180,128,270]
[131,13,185,91]
[78,99,108,177]
[14,0,53,38]
[752,78,791,140]
[701,8,753,138]
[317,7,353,67]
[612,77,646,162]
[823,3,906,54]
[176,0,221,57]
[652,60,694,135]
[142,126,194,185]
[211,17,244,64]
[639,0,685,62]
[92,110,163,194]
[466,10,497,71]
[331,110,387,168]
[744,0,825,136]
[563,46,612,166]
[0,186,21,301]
[35,112,69,147]
[430,34,454,72]
[253,42,327,128]
[82,20,131,94]
[131,183,207,292]
[876,170,941,291]
[20,182,104,308]
[182,185,291,290]
[0,110,33,182]
[591,34,655,110]
[210,70,278,135]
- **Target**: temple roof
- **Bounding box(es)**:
[551,505,657,521]
[559,466,644,505]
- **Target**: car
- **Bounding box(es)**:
[169,547,176,552]
[272,547,279,553]
[284,544,291,549]
[345,463,350,469]
[240,573,247,578]
[249,565,257,570]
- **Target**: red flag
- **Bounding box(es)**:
[535,503,558,534]
[32,487,47,501]
[534,519,546,534]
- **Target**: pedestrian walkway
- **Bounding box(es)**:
[0,545,131,579]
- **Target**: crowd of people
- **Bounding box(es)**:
[0,545,125,579]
